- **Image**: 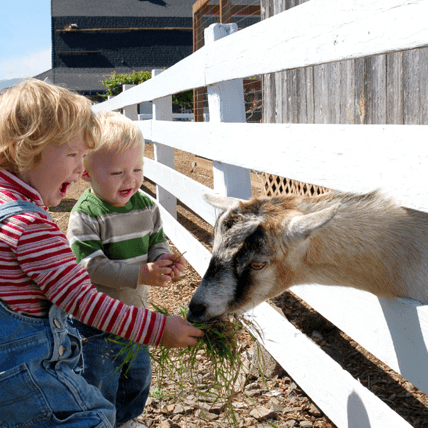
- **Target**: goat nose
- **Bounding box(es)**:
[186,302,207,323]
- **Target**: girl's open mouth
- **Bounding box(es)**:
[60,182,70,196]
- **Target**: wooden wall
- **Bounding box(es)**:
[262,0,428,124]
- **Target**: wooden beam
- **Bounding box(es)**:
[192,3,205,122]
[193,4,261,16]
[192,0,210,14]
[220,0,233,23]
[193,10,204,52]
[231,5,260,15]
[56,27,192,33]
[56,51,101,55]
[201,4,219,15]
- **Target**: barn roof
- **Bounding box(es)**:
[52,0,195,18]
[55,67,151,94]
[35,67,156,95]
[34,69,54,82]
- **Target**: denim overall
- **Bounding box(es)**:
[67,319,151,426]
[0,201,115,428]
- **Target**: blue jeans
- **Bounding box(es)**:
[0,299,115,428]
[68,319,152,426]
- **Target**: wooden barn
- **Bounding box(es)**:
[37,0,195,97]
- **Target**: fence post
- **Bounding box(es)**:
[205,23,253,199]
[122,84,138,120]
[151,69,177,219]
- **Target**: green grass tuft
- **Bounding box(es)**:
[108,304,266,427]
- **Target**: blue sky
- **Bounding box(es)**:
[0,0,51,80]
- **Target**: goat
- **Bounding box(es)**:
[187,191,428,323]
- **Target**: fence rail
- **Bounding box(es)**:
[92,1,428,426]
[138,113,194,121]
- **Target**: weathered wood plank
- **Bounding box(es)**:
[275,71,284,123]
[420,48,428,124]
[404,49,421,125]
[314,64,328,124]
[266,31,428,126]
[340,59,356,124]
[262,73,276,123]
[354,57,366,124]
[386,52,404,124]
[327,61,341,123]
[260,0,276,123]
[364,55,387,124]
[273,0,286,123]
[403,47,428,124]
[280,71,289,123]
[302,67,314,123]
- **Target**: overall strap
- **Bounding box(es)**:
[0,200,52,223]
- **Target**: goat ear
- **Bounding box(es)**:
[286,203,341,241]
[203,194,241,211]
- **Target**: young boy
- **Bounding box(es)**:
[0,79,203,428]
[67,111,185,426]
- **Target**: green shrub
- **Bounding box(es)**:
[101,70,193,109]
[102,70,152,97]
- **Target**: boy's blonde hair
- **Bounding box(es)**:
[0,78,100,173]
[84,110,144,171]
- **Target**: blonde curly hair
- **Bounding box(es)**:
[0,78,100,173]
[84,110,144,171]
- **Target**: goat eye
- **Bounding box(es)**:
[250,262,266,270]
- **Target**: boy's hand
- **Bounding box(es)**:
[158,252,187,278]
[160,315,204,348]
[139,260,174,286]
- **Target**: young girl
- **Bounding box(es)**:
[0,79,203,428]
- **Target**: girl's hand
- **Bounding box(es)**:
[139,259,174,286]
[158,252,187,278]
[160,315,204,348]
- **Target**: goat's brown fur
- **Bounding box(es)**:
[187,191,428,322]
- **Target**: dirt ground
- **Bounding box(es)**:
[50,144,428,428]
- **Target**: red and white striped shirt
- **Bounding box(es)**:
[0,170,165,345]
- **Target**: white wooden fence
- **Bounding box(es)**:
[93,1,428,426]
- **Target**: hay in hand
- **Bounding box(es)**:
[150,305,265,426]
[108,304,265,427]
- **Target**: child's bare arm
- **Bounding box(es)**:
[160,315,204,348]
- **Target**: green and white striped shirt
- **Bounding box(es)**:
[67,189,170,308]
